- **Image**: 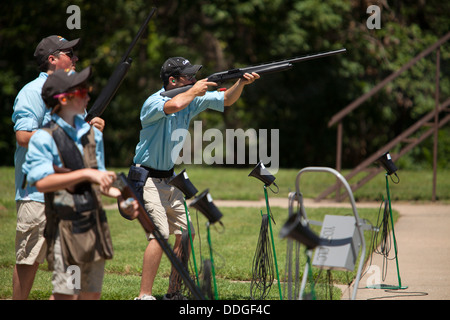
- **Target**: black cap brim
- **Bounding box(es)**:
[59,38,80,51]
[182,64,202,75]
[42,66,92,103]
[67,66,91,89]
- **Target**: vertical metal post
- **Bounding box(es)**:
[264,186,283,300]
[432,48,440,202]
[183,199,199,286]
[336,122,343,201]
[366,174,407,290]
[206,223,219,300]
[386,174,407,289]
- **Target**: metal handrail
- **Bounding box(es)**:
[326,32,450,201]
[328,32,450,128]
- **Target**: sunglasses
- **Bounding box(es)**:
[57,50,74,59]
[53,86,92,99]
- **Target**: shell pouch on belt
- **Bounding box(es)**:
[127,165,149,204]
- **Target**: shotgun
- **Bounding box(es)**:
[85,7,157,122]
[161,48,346,98]
[112,172,205,300]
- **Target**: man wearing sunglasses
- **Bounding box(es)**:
[11,35,105,300]
[132,57,259,300]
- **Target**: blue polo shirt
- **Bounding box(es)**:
[12,72,51,202]
[23,114,106,187]
[133,88,224,170]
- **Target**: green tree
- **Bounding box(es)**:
[1,0,449,170]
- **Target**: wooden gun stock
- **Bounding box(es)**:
[113,173,155,233]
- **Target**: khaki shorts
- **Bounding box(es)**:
[15,201,47,265]
[143,177,195,240]
[52,232,105,295]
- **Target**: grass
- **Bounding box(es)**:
[174,164,450,202]
[1,165,448,300]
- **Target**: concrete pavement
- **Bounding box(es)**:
[212,198,450,300]
[344,202,450,300]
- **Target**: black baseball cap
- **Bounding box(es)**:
[41,67,91,106]
[160,57,202,82]
[34,35,80,65]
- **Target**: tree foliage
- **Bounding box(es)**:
[1,0,449,169]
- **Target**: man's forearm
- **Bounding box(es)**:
[223,72,259,106]
[224,79,247,106]
[163,90,197,115]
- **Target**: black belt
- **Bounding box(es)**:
[140,165,174,178]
